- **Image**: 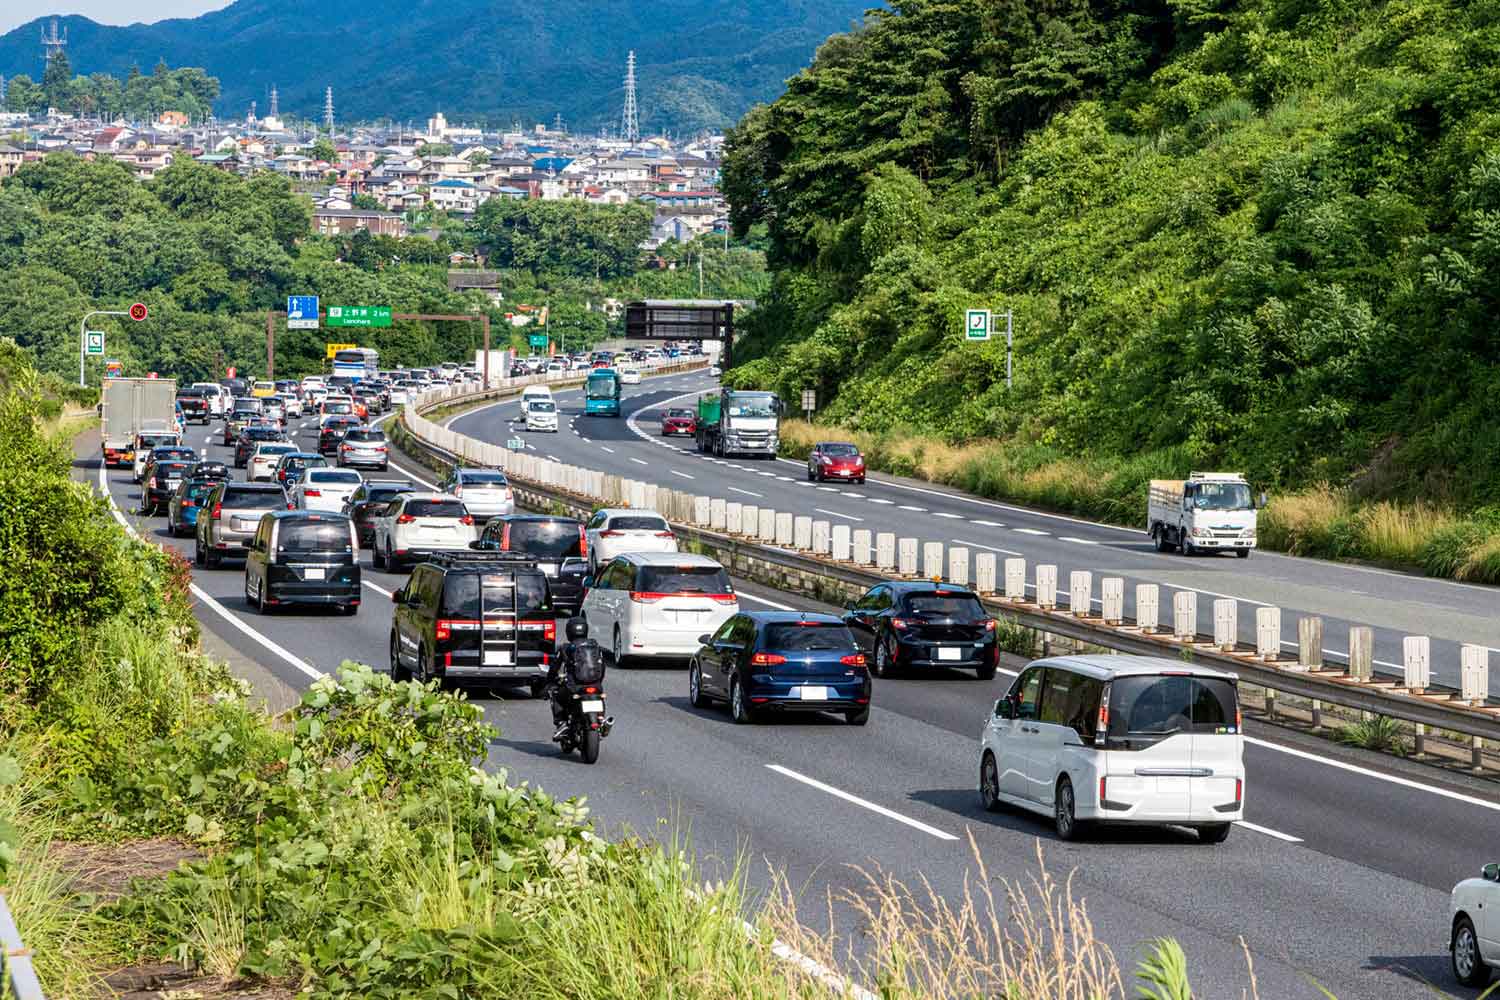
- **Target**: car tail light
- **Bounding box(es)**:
[751,652,786,665]
[1099,776,1107,803]
[655,531,674,538]
[286,501,296,510]
[210,502,222,520]
[542,621,556,642]
[453,486,463,497]
[396,513,415,524]
[582,686,598,695]
[148,477,157,488]
[578,527,588,557]
[629,591,663,603]
[376,445,387,452]
[1095,682,1111,746]
[499,524,511,550]
[459,515,474,526]
[1234,778,1243,805]
[304,489,321,497]
[709,594,737,605]
[600,530,623,537]
[435,620,453,641]
[840,653,866,667]
[891,618,909,630]
[1235,704,1242,731]
[982,618,997,631]
[182,500,196,508]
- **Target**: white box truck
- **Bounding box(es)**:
[100,377,178,468]
[473,349,511,385]
[1148,472,1262,558]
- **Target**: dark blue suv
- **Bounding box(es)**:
[688,612,871,726]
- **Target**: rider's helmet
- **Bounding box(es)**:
[565,618,589,642]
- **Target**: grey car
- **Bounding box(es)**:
[195,481,289,568]
[336,427,390,471]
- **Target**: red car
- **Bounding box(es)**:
[807,442,866,484]
[660,407,697,436]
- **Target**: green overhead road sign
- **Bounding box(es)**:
[85,330,105,356]
[528,333,548,349]
[326,306,392,328]
[965,308,991,341]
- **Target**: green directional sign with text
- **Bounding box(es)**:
[528,333,548,350]
[326,306,392,328]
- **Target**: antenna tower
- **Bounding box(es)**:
[248,100,256,122]
[323,87,334,132]
[621,50,640,144]
[41,18,67,63]
[268,84,278,117]
[554,112,564,134]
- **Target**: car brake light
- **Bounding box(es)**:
[629,592,663,603]
[459,515,474,526]
[304,489,321,497]
[435,620,453,641]
[396,513,415,524]
[578,527,588,557]
[840,653,866,666]
[709,594,737,605]
[751,652,786,665]
[1235,778,1242,805]
[500,524,511,550]
[600,530,623,537]
[210,502,222,520]
[655,531,675,538]
[891,618,909,630]
[182,500,196,508]
[1235,705,1242,731]
[983,618,997,631]
[453,486,463,497]
[541,621,556,642]
[582,686,598,695]
[1100,776,1107,803]
[286,501,296,510]
[148,477,157,488]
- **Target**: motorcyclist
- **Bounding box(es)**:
[549,618,594,735]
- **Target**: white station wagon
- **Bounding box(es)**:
[978,655,1245,843]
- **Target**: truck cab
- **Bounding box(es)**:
[1148,472,1260,558]
[695,389,781,459]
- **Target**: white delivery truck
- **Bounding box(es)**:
[100,377,178,468]
[1147,472,1262,558]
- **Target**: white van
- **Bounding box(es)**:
[520,385,553,407]
[524,398,558,432]
[978,655,1244,843]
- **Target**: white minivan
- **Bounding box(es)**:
[581,552,737,665]
[978,655,1244,843]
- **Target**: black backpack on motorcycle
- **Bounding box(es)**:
[567,639,606,686]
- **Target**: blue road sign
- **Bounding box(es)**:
[287,295,320,329]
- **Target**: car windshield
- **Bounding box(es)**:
[764,623,857,651]
[279,520,352,553]
[665,409,694,419]
[528,401,556,413]
[903,593,986,621]
[1191,482,1253,511]
[406,499,467,518]
[586,374,618,398]
[221,487,284,509]
[504,520,582,558]
[727,394,777,418]
[637,565,730,594]
[821,443,859,457]
[308,470,361,485]
[442,572,547,617]
[1108,675,1239,739]
[607,515,668,532]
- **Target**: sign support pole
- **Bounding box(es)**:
[79,309,128,386]
[1004,309,1013,389]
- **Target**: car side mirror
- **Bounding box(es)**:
[1484,862,1500,882]
[392,588,405,604]
[698,634,712,645]
[993,698,1014,719]
[468,540,483,549]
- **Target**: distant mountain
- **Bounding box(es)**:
[0,0,872,133]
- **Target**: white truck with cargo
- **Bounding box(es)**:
[100,377,179,468]
[1147,472,1262,558]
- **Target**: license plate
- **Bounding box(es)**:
[484,649,513,666]
[937,647,961,661]
[537,562,557,574]
[580,699,604,713]
[304,567,325,580]
[799,686,828,701]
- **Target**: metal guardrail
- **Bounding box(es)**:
[0,889,45,1000]
[401,375,1500,748]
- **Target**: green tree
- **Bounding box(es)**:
[41,51,72,110]
[3,74,44,113]
[311,138,338,163]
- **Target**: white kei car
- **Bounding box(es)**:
[292,467,364,513]
[580,552,737,665]
[583,508,678,575]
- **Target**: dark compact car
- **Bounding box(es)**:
[318,415,363,455]
[660,408,697,437]
[167,476,219,537]
[689,612,871,726]
[841,581,998,680]
[471,514,588,615]
[139,456,197,514]
[353,385,384,415]
[175,388,211,424]
[343,480,417,547]
[234,426,288,468]
[188,460,231,482]
[389,552,555,693]
[807,441,867,484]
[243,510,361,615]
[274,452,327,489]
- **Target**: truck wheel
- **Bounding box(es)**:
[1180,531,1195,556]
[1153,527,1170,553]
[1236,549,1251,559]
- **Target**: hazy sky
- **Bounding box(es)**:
[1,2,232,37]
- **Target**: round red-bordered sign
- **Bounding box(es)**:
[128,302,148,321]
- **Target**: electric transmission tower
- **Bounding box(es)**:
[621,51,639,145]
[323,87,334,132]
[269,84,279,117]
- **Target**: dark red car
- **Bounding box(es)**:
[807,441,866,484]
[660,407,696,436]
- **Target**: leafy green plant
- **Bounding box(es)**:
[1136,938,1194,1000]
[1337,716,1409,756]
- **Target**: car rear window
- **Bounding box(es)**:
[258,445,296,456]
[278,520,352,553]
[138,434,176,449]
[308,470,362,484]
[155,462,192,477]
[247,428,282,440]
[461,471,508,485]
[406,499,467,518]
[367,485,415,502]
[442,572,548,617]
[159,448,196,460]
[608,516,668,532]
[903,593,986,621]
[1107,675,1239,741]
[505,520,582,558]
[221,487,285,508]
[345,429,385,442]
[284,455,326,469]
[763,623,857,651]
[184,481,214,500]
[637,565,731,595]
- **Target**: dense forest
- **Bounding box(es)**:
[723,0,1500,513]
[3,54,219,120]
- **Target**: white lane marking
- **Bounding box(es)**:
[670,470,695,480]
[839,491,862,498]
[898,505,926,512]
[1014,528,1049,536]
[1059,536,1098,545]
[815,507,863,522]
[363,579,393,597]
[601,446,616,454]
[767,765,958,842]
[728,487,763,498]
[1245,736,1500,813]
[776,476,794,482]
[868,498,894,505]
[953,538,1024,557]
[818,487,840,493]
[736,591,796,611]
[546,454,560,462]
[630,457,649,466]
[932,512,962,520]
[1236,820,1302,843]
[971,519,1003,527]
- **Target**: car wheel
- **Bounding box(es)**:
[373,539,386,569]
[1054,777,1082,841]
[872,635,896,678]
[1198,823,1232,845]
[379,464,388,472]
[194,540,205,567]
[386,541,400,572]
[688,660,706,707]
[979,752,1002,813]
[1153,527,1170,553]
[612,625,628,669]
[1180,531,1196,556]
[1453,916,1491,987]
[976,657,997,681]
[255,577,269,614]
[417,644,436,687]
[529,678,548,699]
[807,465,815,482]
[342,602,359,617]
[845,705,870,726]
[730,676,755,724]
[205,545,220,569]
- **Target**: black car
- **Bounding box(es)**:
[140,456,197,514]
[243,510,361,615]
[188,460,231,482]
[234,426,288,468]
[841,582,999,679]
[343,479,417,547]
[689,612,871,725]
[175,388,211,424]
[318,416,362,455]
[472,515,588,615]
[353,386,384,414]
[389,552,556,692]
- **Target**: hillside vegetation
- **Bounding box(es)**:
[723,0,1500,543]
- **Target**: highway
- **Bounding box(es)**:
[78,373,1500,1000]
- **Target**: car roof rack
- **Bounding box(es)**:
[424,551,542,569]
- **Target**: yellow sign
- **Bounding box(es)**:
[325,342,356,359]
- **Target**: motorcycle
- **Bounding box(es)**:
[551,640,613,763]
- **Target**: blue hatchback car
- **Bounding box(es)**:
[167,477,218,537]
[689,611,872,725]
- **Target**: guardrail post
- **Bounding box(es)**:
[974,552,998,595]
[758,508,777,543]
[1403,635,1431,694]
[694,496,711,527]
[1462,645,1490,706]
[1101,578,1124,624]
[1349,626,1373,681]
[1213,599,1237,651]
[1255,607,1280,660]
[739,504,758,537]
[775,511,795,546]
[1135,584,1159,632]
[854,529,874,566]
[876,533,896,573]
[709,498,727,531]
[1035,564,1057,609]
[832,524,852,561]
[923,541,944,580]
[1069,570,1091,617]
[812,520,831,556]
[632,481,650,510]
[948,547,970,588]
[1297,617,1323,670]
[1173,591,1197,641]
[1004,558,1026,601]
[644,483,660,511]
[725,502,744,535]
[791,514,811,550]
[898,537,919,576]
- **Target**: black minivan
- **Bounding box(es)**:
[243,510,361,615]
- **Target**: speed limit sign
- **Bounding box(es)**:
[128,302,149,322]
